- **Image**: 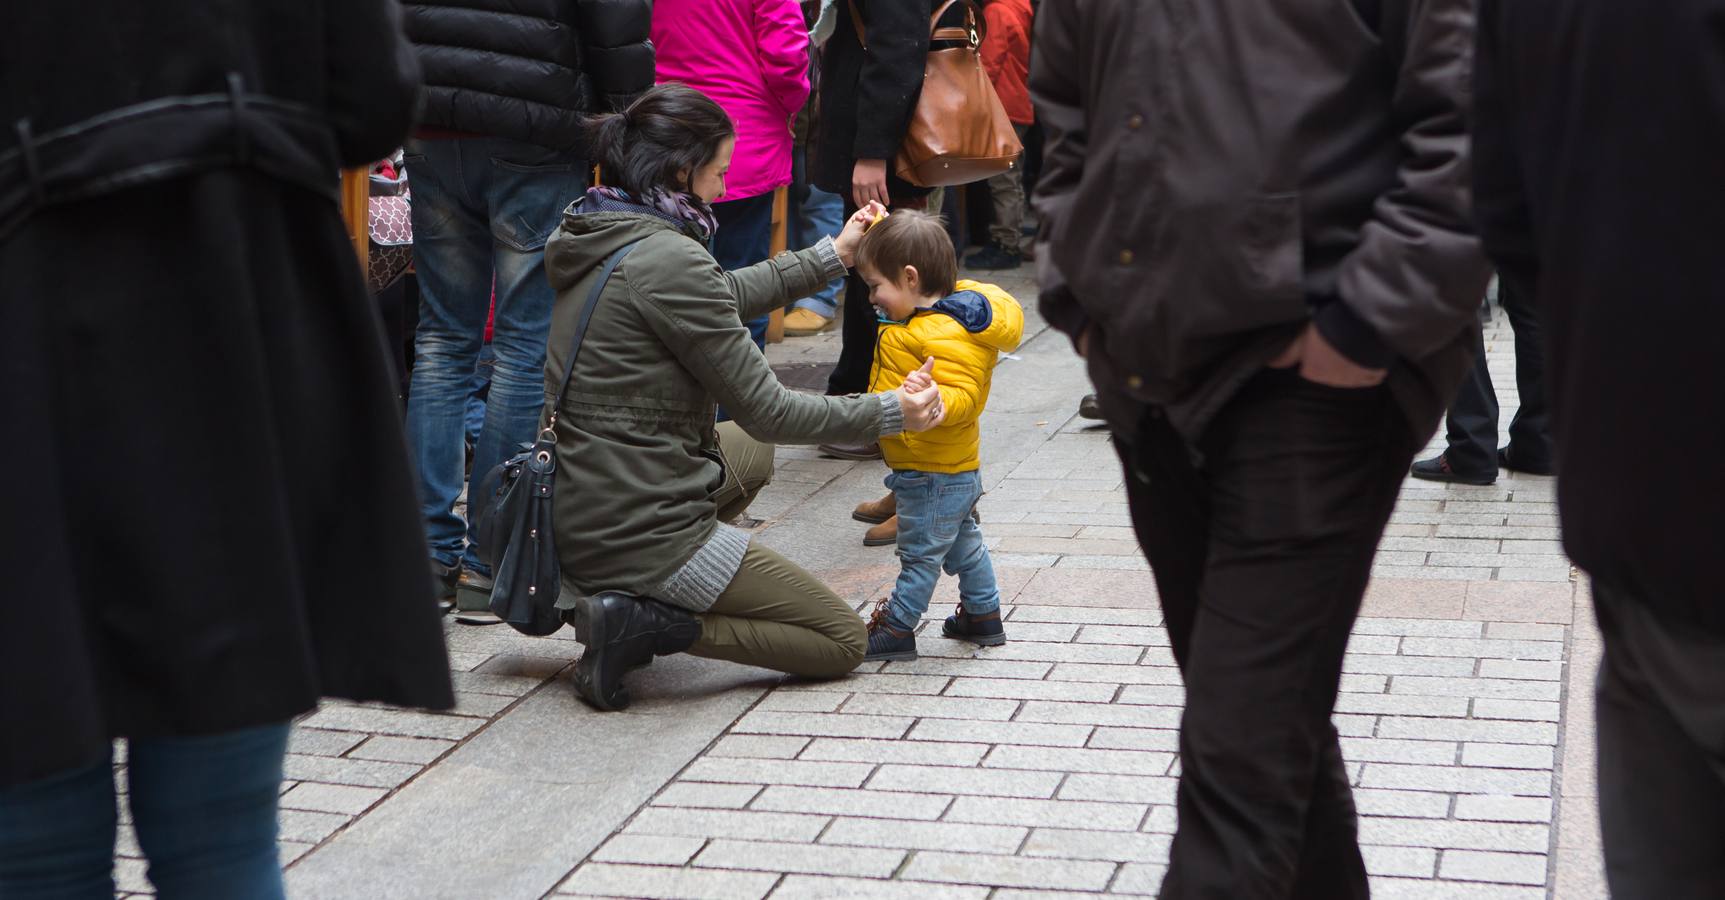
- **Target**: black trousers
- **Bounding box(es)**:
[1118,370,1421,900]
[825,195,930,396]
[1595,582,1725,900]
[1444,278,1551,474]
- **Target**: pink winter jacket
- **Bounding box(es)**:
[653,0,810,202]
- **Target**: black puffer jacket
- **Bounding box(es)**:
[405,0,653,152]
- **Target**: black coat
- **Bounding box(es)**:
[812,0,934,202]
[0,0,454,789]
[405,0,654,153]
[1474,0,1725,633]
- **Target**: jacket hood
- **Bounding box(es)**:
[922,280,1025,353]
[544,198,692,292]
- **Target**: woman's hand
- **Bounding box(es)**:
[834,201,889,268]
[852,158,890,208]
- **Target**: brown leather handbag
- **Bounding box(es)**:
[850,0,1023,188]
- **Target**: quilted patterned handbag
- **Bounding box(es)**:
[367,168,413,294]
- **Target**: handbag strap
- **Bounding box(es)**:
[543,240,642,438]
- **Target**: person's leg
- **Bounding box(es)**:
[463,141,586,574]
[1497,278,1554,470]
[403,139,494,571]
[1594,582,1725,899]
[465,338,494,453]
[128,723,291,900]
[882,470,952,634]
[712,421,776,523]
[711,194,777,351]
[687,544,868,678]
[791,181,844,318]
[0,755,118,899]
[1441,322,1500,475]
[1159,371,1412,900]
[940,472,999,616]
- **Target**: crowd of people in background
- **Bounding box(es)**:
[4,0,1722,898]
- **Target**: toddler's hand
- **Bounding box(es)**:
[834,202,889,268]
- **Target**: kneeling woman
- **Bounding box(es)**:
[544,85,945,710]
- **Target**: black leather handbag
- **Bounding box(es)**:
[473,241,640,636]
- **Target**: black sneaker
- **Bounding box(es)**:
[569,593,703,712]
[965,243,1023,270]
[1078,394,1104,421]
[943,606,1007,647]
[1410,453,1496,486]
[1498,446,1554,476]
[864,599,919,662]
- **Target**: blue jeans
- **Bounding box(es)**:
[885,469,1000,633]
[712,191,776,349]
[0,724,291,899]
[465,340,495,451]
[790,148,843,317]
[403,138,585,573]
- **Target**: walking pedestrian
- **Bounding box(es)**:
[1411,278,1553,485]
[783,0,849,337]
[1031,2,1491,896]
[963,0,1034,271]
[0,2,454,896]
[401,0,654,615]
[652,0,811,350]
[1475,2,1725,895]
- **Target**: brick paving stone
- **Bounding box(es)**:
[1359,817,1550,852]
[751,785,952,820]
[1362,845,1439,878]
[709,735,810,759]
[1344,634,1403,654]
[1057,773,1179,804]
[781,673,950,695]
[1399,637,1564,660]
[1075,625,1169,646]
[1472,698,1561,721]
[1021,827,1170,864]
[1460,743,1555,770]
[1368,877,1544,899]
[682,757,874,788]
[1113,685,1187,708]
[994,623,1086,642]
[732,710,914,740]
[946,796,1147,831]
[984,745,1175,776]
[1017,699,1183,729]
[1047,663,1184,686]
[447,670,546,697]
[944,677,1117,702]
[1377,717,1559,745]
[278,809,350,844]
[348,735,455,765]
[1334,693,1471,718]
[1353,620,1483,638]
[1438,849,1549,886]
[654,782,764,809]
[287,728,365,758]
[1345,655,1480,677]
[115,857,151,893]
[769,875,991,899]
[925,641,1144,665]
[818,818,1027,854]
[1142,806,1178,834]
[842,693,1021,721]
[591,834,708,866]
[901,850,1117,891]
[1360,763,1551,796]
[800,737,988,766]
[626,808,831,843]
[1010,606,1163,626]
[1086,727,1181,752]
[279,782,387,815]
[1389,675,1560,701]
[868,764,1062,799]
[1476,659,1564,681]
[1110,862,1168,895]
[557,862,778,899]
[1452,795,1553,823]
[1352,788,1453,819]
[757,692,847,713]
[908,719,1093,748]
[282,754,420,790]
[881,658,1054,680]
[1484,622,1568,641]
[1340,737,1458,765]
[296,705,487,741]
[692,839,905,878]
[1333,714,1380,737]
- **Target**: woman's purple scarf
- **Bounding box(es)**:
[584,186,720,243]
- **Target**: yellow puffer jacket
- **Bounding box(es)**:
[870,280,1025,473]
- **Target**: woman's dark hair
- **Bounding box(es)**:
[589,84,736,197]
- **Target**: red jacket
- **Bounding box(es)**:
[981,0,1033,126]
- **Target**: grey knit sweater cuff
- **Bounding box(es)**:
[814,236,847,282]
[877,391,906,437]
[653,523,752,613]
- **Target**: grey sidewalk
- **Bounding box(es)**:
[121,278,1603,898]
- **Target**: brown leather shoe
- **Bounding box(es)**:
[863,515,898,547]
[818,441,883,460]
[852,492,897,525]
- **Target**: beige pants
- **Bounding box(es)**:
[689,424,868,678]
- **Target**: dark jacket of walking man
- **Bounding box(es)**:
[1031,2,1491,897]
[1475,1,1725,896]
